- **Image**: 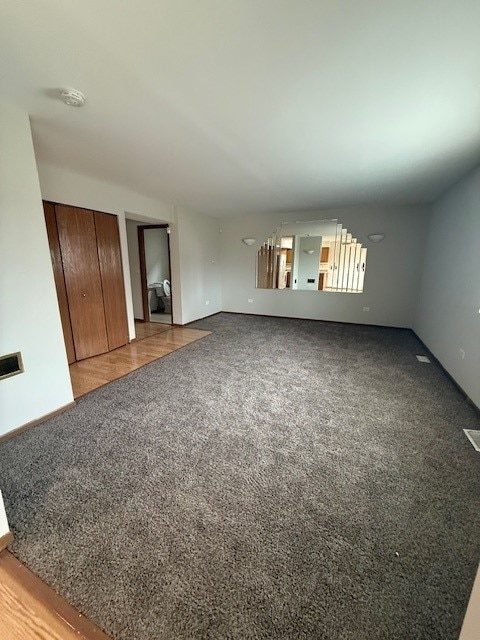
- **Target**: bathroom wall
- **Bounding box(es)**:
[144,227,170,312]
[145,228,170,286]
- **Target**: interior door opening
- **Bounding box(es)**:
[138,224,173,325]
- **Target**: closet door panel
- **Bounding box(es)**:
[56,205,109,360]
[43,202,76,364]
[94,211,129,350]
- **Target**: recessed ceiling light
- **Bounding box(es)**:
[60,88,86,107]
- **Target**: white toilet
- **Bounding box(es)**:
[155,279,171,313]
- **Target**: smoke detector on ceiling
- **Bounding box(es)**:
[60,88,86,107]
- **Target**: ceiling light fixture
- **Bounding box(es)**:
[367,233,385,243]
[304,249,315,254]
[242,238,256,246]
[60,88,86,107]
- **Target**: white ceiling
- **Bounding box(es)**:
[1,0,480,217]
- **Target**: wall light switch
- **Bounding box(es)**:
[205,300,210,305]
[363,306,370,312]
[459,348,465,360]
[248,299,253,303]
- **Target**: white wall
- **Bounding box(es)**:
[145,228,170,286]
[0,490,11,538]
[126,220,144,320]
[0,104,73,436]
[220,205,430,327]
[461,565,480,640]
[414,167,480,408]
[296,236,322,290]
[38,163,174,339]
[175,207,222,324]
[144,227,170,312]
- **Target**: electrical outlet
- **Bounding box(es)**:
[248,298,253,303]
[205,300,210,305]
[363,306,370,312]
[459,348,465,360]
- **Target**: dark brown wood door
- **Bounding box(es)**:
[43,202,76,364]
[94,211,129,350]
[56,205,109,360]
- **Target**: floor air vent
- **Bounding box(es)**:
[416,355,431,363]
[463,430,480,452]
[0,352,23,381]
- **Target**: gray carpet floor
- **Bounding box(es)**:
[1,313,479,640]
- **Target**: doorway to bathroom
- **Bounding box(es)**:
[138,224,173,325]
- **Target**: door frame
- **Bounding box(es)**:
[137,224,173,324]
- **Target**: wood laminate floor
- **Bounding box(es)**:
[131,320,172,340]
[70,322,210,398]
[0,549,110,640]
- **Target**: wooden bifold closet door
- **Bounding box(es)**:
[94,210,129,351]
[43,203,76,364]
[56,205,109,360]
[44,202,129,362]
